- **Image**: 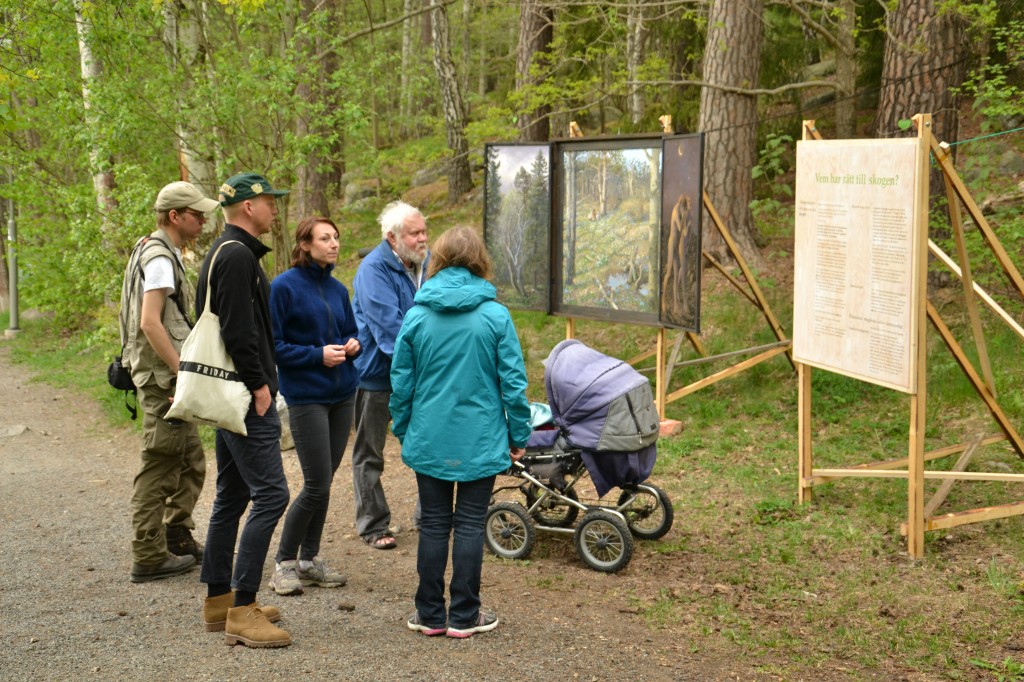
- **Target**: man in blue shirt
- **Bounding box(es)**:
[351,201,429,549]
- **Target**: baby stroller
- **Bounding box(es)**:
[485,340,674,572]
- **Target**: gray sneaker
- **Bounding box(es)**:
[269,560,304,596]
[296,556,347,588]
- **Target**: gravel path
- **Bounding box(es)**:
[0,344,747,681]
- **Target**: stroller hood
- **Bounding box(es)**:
[543,339,660,454]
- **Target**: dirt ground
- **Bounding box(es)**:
[14,327,997,681]
[0,342,802,682]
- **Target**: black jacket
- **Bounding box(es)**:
[195,225,278,396]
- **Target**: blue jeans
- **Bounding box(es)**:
[276,398,355,562]
[414,473,495,630]
[200,402,289,594]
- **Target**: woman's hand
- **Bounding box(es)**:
[322,344,347,367]
[342,338,361,357]
[509,446,525,462]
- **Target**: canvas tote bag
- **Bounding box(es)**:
[165,240,252,435]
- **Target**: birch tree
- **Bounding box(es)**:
[74,0,117,237]
[430,0,473,203]
[163,0,216,197]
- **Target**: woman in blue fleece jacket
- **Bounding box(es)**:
[268,216,361,596]
[391,226,531,638]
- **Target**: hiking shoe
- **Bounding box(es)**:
[296,556,347,588]
[446,609,499,639]
[224,605,291,648]
[269,560,304,596]
[166,525,203,561]
[130,553,195,583]
[407,612,446,637]
[203,592,281,633]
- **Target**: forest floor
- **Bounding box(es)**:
[0,338,941,682]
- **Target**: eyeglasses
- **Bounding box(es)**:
[178,209,206,222]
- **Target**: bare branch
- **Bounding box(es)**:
[628,79,839,96]
[336,0,457,46]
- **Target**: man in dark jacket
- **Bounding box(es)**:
[195,172,291,648]
[351,200,429,549]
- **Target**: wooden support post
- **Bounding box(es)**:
[928,240,1024,342]
[924,434,983,519]
[656,328,667,419]
[703,191,795,370]
[942,153,995,397]
[798,362,813,503]
[929,136,1024,298]
[907,113,932,559]
[927,302,1024,457]
[565,317,576,340]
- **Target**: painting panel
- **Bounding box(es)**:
[552,137,662,325]
[483,143,551,311]
[659,134,704,331]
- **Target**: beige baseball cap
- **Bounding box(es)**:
[154,181,221,213]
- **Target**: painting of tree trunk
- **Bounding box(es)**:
[660,134,704,331]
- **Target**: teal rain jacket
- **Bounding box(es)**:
[390,267,531,482]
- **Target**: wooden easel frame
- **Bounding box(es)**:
[563,117,794,420]
[797,115,1024,558]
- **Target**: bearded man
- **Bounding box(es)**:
[350,201,430,550]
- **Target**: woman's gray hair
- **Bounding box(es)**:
[378,200,423,240]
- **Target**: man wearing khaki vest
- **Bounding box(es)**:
[122,181,216,583]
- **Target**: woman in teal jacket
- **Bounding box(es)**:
[390,226,531,639]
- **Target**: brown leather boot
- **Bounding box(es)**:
[224,604,291,648]
[165,525,203,561]
[203,592,281,632]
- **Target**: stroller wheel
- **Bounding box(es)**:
[484,502,535,561]
[524,484,579,528]
[573,510,633,573]
[616,484,674,540]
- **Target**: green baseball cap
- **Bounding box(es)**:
[218,172,290,206]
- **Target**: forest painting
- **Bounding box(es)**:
[554,138,662,324]
[483,144,551,311]
[660,134,704,331]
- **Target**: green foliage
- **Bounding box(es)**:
[750,132,794,237]
[956,20,1024,130]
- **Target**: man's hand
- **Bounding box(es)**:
[510,446,525,462]
[253,384,272,417]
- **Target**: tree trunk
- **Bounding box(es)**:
[461,0,471,101]
[293,0,334,219]
[834,0,857,138]
[515,0,553,142]
[401,0,414,136]
[875,0,966,148]
[163,0,216,197]
[696,0,764,267]
[430,0,473,204]
[626,1,647,126]
[74,0,117,239]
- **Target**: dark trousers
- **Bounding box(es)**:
[276,398,355,562]
[200,402,289,593]
[414,473,495,630]
[351,388,392,539]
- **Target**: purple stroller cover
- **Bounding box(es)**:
[543,340,659,495]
